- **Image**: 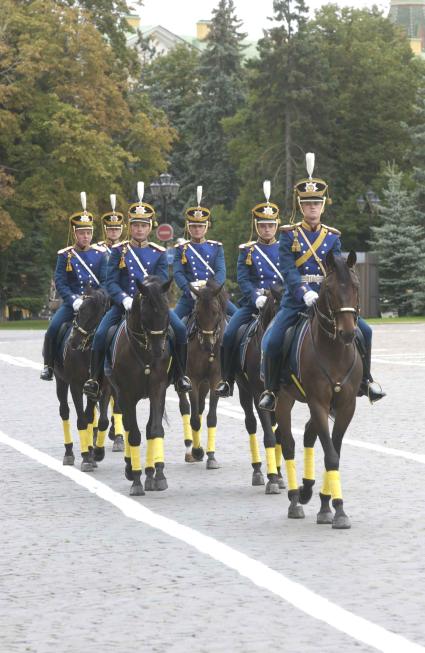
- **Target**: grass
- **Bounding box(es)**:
[0,320,48,330]
[367,316,425,324]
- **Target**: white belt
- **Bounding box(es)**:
[300,274,324,284]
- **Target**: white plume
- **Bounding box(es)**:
[80,191,87,211]
[263,180,271,202]
[110,194,116,211]
[306,153,315,179]
[197,185,203,206]
[137,181,144,203]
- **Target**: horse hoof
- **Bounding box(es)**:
[252,470,265,486]
[62,454,75,466]
[206,456,220,470]
[130,483,145,496]
[265,481,280,495]
[332,514,351,529]
[93,446,105,462]
[185,452,196,463]
[154,477,168,491]
[112,435,124,452]
[277,474,285,489]
[125,465,134,481]
[81,461,94,472]
[191,447,204,462]
[144,476,156,491]
[299,485,313,505]
[288,504,305,519]
[317,510,333,525]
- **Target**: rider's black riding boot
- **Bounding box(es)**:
[83,349,105,400]
[357,338,386,403]
[215,344,235,398]
[258,353,281,412]
[173,342,192,393]
[40,333,55,381]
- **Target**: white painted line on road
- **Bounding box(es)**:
[373,358,425,367]
[0,353,42,370]
[0,428,423,653]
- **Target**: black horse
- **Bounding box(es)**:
[178,279,227,469]
[273,251,363,529]
[235,285,285,492]
[107,276,172,496]
[53,286,108,470]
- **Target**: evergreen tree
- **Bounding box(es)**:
[369,166,425,316]
[184,0,247,210]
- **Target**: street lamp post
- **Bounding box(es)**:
[150,173,180,226]
[356,189,381,215]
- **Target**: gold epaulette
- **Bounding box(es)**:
[280,222,302,233]
[174,240,189,249]
[112,240,128,249]
[149,242,166,252]
[207,240,223,246]
[57,245,73,255]
[238,240,256,250]
[321,223,341,236]
[91,244,106,252]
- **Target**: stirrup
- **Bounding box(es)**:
[176,376,192,393]
[83,378,100,400]
[364,380,386,404]
[40,365,53,381]
[215,380,233,398]
[258,390,277,412]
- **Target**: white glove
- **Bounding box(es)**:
[72,297,83,311]
[122,296,133,311]
[255,295,267,309]
[303,290,319,307]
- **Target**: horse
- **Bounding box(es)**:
[107,276,172,496]
[273,250,363,529]
[53,286,109,471]
[178,279,227,469]
[235,285,285,492]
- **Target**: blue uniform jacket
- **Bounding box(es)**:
[237,240,281,307]
[55,244,107,307]
[279,222,341,307]
[107,240,168,307]
[173,240,226,297]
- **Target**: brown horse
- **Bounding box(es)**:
[178,279,227,469]
[53,286,108,470]
[107,276,172,496]
[273,251,362,529]
[235,285,285,492]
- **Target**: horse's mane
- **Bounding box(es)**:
[197,279,228,314]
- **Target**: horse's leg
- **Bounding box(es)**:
[70,383,92,472]
[206,384,219,470]
[298,418,317,505]
[144,411,155,491]
[238,381,264,486]
[326,400,356,529]
[190,383,204,462]
[149,382,168,491]
[273,421,285,489]
[178,391,193,462]
[84,398,98,468]
[275,395,304,517]
[108,395,115,441]
[309,400,350,529]
[124,400,144,496]
[256,401,281,495]
[56,377,74,465]
[94,384,111,462]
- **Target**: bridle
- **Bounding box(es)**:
[312,274,359,341]
[125,297,169,375]
[71,294,106,351]
[194,304,222,362]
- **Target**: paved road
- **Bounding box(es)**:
[0,325,424,653]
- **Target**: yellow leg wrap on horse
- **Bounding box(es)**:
[113,413,124,436]
[86,423,94,448]
[303,447,315,481]
[78,429,88,453]
[152,437,164,465]
[321,470,331,496]
[207,427,216,453]
[124,431,130,458]
[272,423,277,433]
[62,420,72,445]
[265,447,278,475]
[198,414,203,429]
[130,445,142,472]
[146,439,154,468]
[93,407,98,429]
[285,459,298,491]
[327,470,343,500]
[275,444,283,469]
[192,429,201,448]
[96,429,108,448]
[182,414,192,441]
[249,434,261,464]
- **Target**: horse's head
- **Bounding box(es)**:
[131,276,171,357]
[318,250,360,344]
[70,285,108,350]
[192,278,227,357]
[261,284,284,329]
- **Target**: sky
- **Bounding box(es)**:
[134,0,391,39]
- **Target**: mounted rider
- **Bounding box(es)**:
[215,180,283,398]
[96,194,124,254]
[83,182,191,400]
[40,192,107,381]
[259,153,386,411]
[173,185,237,318]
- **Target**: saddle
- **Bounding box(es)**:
[237,314,260,372]
[55,322,73,366]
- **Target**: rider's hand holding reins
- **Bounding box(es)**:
[122,296,133,311]
[255,295,267,309]
[73,297,83,312]
[303,290,319,307]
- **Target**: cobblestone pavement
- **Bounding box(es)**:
[0,324,424,653]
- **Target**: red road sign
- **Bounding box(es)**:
[156,223,174,241]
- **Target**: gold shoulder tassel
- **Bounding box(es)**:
[246,245,254,265]
[66,251,72,272]
[291,227,301,253]
[181,244,188,264]
[119,245,127,269]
